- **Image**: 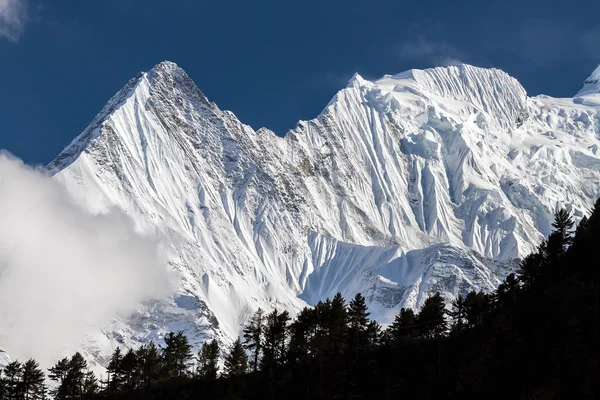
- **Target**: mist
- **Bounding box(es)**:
[0,152,173,366]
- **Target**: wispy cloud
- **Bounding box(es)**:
[395,22,467,67]
[0,0,27,42]
[398,36,465,66]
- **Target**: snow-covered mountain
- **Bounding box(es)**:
[43,62,600,363]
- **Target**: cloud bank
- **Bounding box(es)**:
[0,152,172,366]
[0,0,27,42]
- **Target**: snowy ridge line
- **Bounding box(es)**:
[37,61,600,368]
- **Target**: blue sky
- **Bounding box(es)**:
[1,0,599,165]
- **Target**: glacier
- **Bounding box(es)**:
[5,61,600,367]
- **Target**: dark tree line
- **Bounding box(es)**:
[2,204,599,399]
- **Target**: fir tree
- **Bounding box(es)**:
[21,359,45,400]
[552,208,575,247]
[67,352,89,399]
[546,209,575,261]
[449,295,467,332]
[365,320,381,349]
[288,307,317,365]
[517,250,546,287]
[261,310,290,370]
[417,293,447,338]
[2,361,22,400]
[106,347,123,392]
[390,308,416,340]
[82,371,99,399]
[162,331,193,378]
[463,291,491,328]
[312,299,333,358]
[242,308,264,373]
[49,352,89,400]
[196,339,220,380]
[48,357,70,400]
[348,293,370,351]
[496,273,520,306]
[119,349,138,391]
[223,339,248,377]
[137,342,161,390]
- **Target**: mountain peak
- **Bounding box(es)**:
[367,64,527,127]
[48,61,211,174]
[576,64,600,97]
[584,64,600,84]
[147,60,187,79]
[347,73,369,88]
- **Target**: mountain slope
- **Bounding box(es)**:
[46,62,600,362]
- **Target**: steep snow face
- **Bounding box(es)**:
[0,347,9,368]
[44,62,600,363]
[575,65,600,102]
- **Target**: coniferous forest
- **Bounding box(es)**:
[1,204,599,400]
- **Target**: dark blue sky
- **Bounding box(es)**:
[1,0,599,165]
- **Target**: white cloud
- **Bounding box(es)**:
[0,152,173,366]
[397,36,465,67]
[0,0,27,42]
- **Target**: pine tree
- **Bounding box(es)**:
[496,273,520,306]
[67,352,88,400]
[49,353,88,400]
[196,339,220,380]
[546,209,575,261]
[82,371,99,399]
[517,250,546,287]
[223,339,248,377]
[106,347,123,392]
[449,295,467,332]
[48,357,70,400]
[575,215,589,239]
[3,361,22,400]
[137,342,161,390]
[242,308,264,373]
[261,310,290,370]
[463,291,491,328]
[21,359,45,400]
[329,293,349,355]
[347,293,370,351]
[417,293,447,338]
[120,349,138,391]
[288,307,317,365]
[162,331,193,378]
[365,320,381,349]
[390,307,416,340]
[552,208,575,247]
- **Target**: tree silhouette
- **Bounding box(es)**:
[390,307,416,340]
[463,291,490,328]
[162,331,193,378]
[223,339,248,377]
[417,293,447,338]
[348,293,370,352]
[196,339,220,380]
[546,208,574,261]
[449,295,466,332]
[106,347,123,392]
[137,342,161,391]
[21,359,46,400]
[2,361,22,400]
[242,308,264,373]
[261,310,290,370]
